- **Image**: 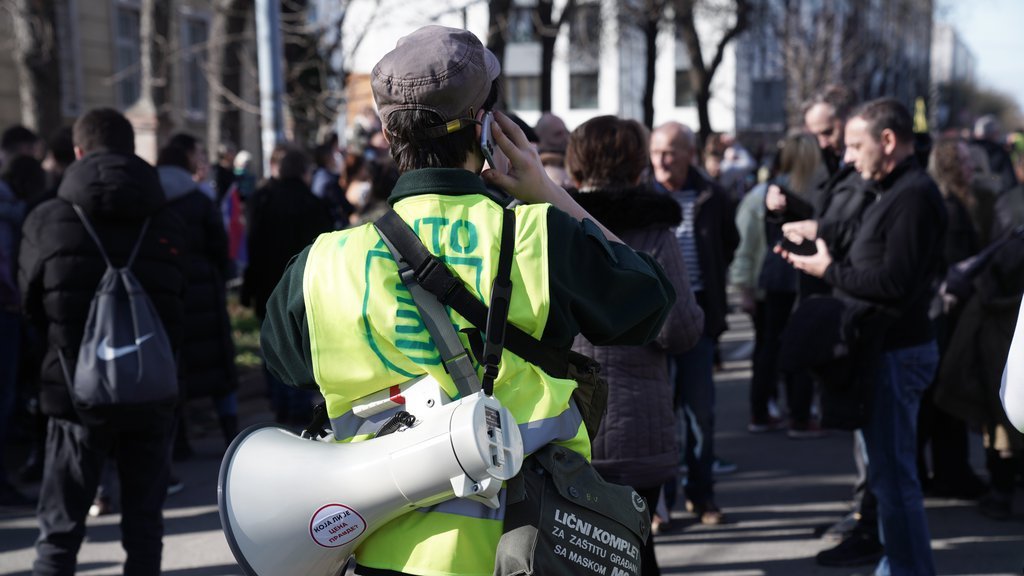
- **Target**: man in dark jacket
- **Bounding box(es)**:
[243,147,332,425]
[784,98,947,576]
[650,121,739,525]
[769,88,883,567]
[19,108,187,576]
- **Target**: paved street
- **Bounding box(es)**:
[1,310,1023,575]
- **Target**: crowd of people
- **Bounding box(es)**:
[0,24,1023,576]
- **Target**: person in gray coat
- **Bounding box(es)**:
[566,116,704,576]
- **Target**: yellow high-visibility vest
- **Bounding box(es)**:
[302,192,589,575]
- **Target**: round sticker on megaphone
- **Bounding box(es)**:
[309,504,367,548]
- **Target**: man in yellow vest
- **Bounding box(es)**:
[260,25,676,576]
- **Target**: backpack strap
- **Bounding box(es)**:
[374,210,569,380]
[479,209,515,395]
[375,218,483,399]
[72,204,151,269]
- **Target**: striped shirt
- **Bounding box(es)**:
[664,186,704,292]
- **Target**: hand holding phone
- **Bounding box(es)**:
[778,238,818,256]
[480,112,509,175]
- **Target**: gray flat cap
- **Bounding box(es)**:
[371,26,500,127]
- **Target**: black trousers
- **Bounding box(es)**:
[750,291,814,424]
[33,412,174,576]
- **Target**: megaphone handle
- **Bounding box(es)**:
[373,411,417,438]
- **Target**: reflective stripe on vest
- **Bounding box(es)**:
[303,193,590,574]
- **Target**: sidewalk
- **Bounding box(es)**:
[1,311,1022,575]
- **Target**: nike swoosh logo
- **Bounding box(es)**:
[96,333,154,361]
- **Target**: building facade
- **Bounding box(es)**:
[0,0,262,166]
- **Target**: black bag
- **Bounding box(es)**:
[58,205,178,424]
[494,444,649,576]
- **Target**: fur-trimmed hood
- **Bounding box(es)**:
[570,186,682,235]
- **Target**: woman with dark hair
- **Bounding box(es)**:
[756,131,823,438]
[565,115,704,576]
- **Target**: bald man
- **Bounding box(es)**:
[650,121,738,525]
[534,112,569,154]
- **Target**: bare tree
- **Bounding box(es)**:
[7,0,62,139]
[616,0,671,128]
[208,0,253,150]
[753,0,934,127]
[486,0,513,74]
[279,0,384,146]
[534,0,576,112]
[675,0,751,145]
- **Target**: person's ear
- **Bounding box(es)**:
[74,146,84,160]
[474,108,487,141]
[881,129,898,156]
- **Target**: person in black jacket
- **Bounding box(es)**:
[782,99,947,576]
[242,147,333,425]
[650,121,739,525]
[769,88,883,568]
[158,134,239,448]
[19,108,187,576]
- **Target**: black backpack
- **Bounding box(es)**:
[58,205,178,421]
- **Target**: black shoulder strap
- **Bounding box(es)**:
[374,210,569,379]
[72,204,151,270]
[479,209,515,395]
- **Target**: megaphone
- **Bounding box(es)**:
[218,383,523,576]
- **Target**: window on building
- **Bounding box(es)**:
[114,3,141,109]
[508,6,537,43]
[570,72,599,109]
[56,0,82,117]
[183,15,209,117]
[675,69,694,107]
[505,75,540,111]
[674,27,694,108]
[751,78,785,126]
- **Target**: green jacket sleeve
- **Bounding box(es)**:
[542,206,676,347]
[260,246,319,390]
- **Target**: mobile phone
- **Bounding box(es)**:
[480,112,496,168]
[779,237,818,256]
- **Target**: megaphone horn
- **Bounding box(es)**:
[218,390,523,576]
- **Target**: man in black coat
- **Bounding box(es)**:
[242,147,333,425]
[650,121,739,525]
[769,87,885,567]
[19,108,187,576]
[784,99,947,576]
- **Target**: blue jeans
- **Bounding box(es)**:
[674,335,716,506]
[864,341,938,576]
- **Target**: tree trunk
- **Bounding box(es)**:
[642,17,658,129]
[487,0,511,75]
[675,0,750,148]
[12,0,62,139]
[209,0,250,149]
[537,0,554,113]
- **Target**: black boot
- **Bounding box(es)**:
[981,449,1015,520]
